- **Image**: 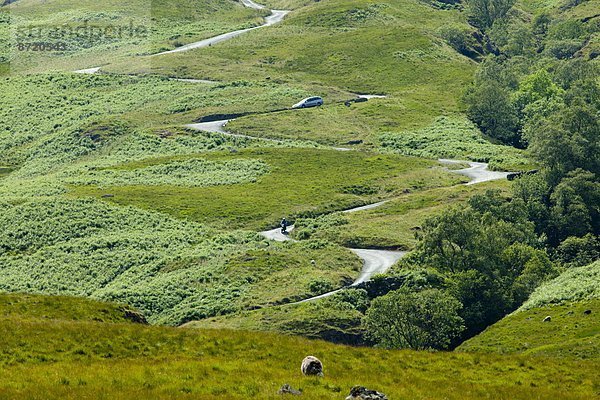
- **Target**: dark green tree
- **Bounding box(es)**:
[364,289,464,350]
[464,80,520,145]
[465,0,515,30]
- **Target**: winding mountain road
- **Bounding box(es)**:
[188,116,512,304]
[154,4,288,56]
[76,0,513,305]
[260,202,407,304]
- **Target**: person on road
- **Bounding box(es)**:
[280,217,288,234]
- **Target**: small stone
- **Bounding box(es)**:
[583,309,592,315]
[543,316,552,322]
[278,384,302,396]
[345,386,388,400]
[301,356,323,377]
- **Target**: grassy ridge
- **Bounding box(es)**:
[0,293,145,323]
[0,294,598,399]
[379,116,531,171]
[459,299,600,360]
[460,262,600,360]
[293,180,509,250]
[518,261,600,311]
[187,291,367,343]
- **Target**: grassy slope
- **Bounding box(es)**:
[293,180,508,250]
[519,261,600,311]
[102,0,529,168]
[0,292,145,323]
[1,0,264,73]
[187,293,367,344]
[0,294,598,399]
[459,299,600,360]
[106,0,478,140]
[460,261,600,359]
[73,147,464,230]
[0,197,363,326]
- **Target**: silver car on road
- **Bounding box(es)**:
[292,96,324,109]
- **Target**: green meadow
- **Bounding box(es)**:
[0,294,598,399]
[460,261,600,359]
[72,148,464,229]
[0,0,597,396]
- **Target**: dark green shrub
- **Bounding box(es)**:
[364,288,465,350]
[439,26,481,59]
[545,39,584,59]
[308,279,335,295]
[556,234,600,268]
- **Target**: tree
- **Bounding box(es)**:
[447,269,508,337]
[525,104,599,183]
[414,191,538,275]
[464,80,520,145]
[550,169,600,243]
[513,70,564,115]
[465,0,515,30]
[556,234,600,268]
[364,289,464,350]
[408,191,556,338]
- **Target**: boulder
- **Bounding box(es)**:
[278,384,302,396]
[301,356,323,377]
[121,307,148,324]
[345,386,388,400]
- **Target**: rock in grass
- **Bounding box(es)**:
[584,309,592,315]
[301,356,323,377]
[543,316,552,322]
[345,386,388,400]
[278,384,302,395]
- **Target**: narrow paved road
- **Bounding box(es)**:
[186,120,283,142]
[75,0,288,72]
[73,67,101,74]
[154,6,288,56]
[439,158,510,185]
[260,201,406,303]
[286,249,406,304]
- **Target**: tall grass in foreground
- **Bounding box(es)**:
[0,308,598,399]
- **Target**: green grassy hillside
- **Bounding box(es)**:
[0,294,598,399]
[0,292,146,323]
[293,180,510,250]
[73,148,464,229]
[519,261,600,311]
[1,0,265,73]
[459,262,600,359]
[458,299,600,360]
[0,197,367,326]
